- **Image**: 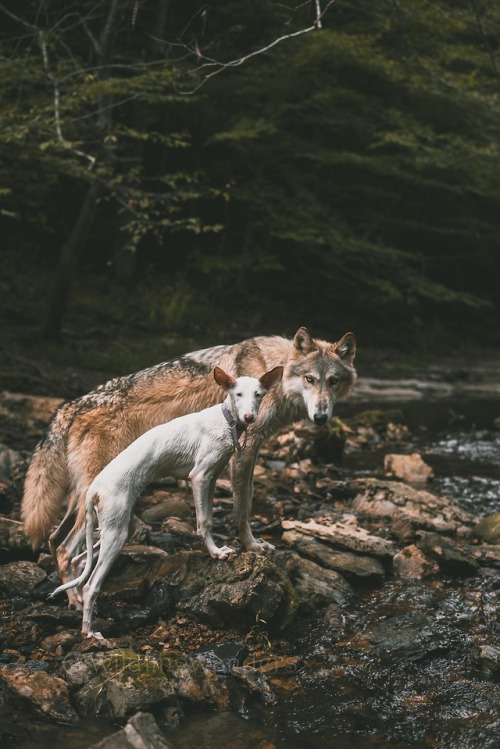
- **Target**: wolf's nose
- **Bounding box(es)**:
[244,413,254,423]
[313,414,328,425]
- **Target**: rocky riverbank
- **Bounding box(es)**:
[0,387,499,748]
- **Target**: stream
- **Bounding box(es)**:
[166,393,500,749]
[1,387,499,749]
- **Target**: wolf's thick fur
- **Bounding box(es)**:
[22,327,356,594]
[50,366,283,636]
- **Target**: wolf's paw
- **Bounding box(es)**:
[246,538,275,555]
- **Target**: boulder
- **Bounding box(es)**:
[474,514,500,544]
[87,711,176,749]
[350,478,474,534]
[393,544,440,580]
[0,663,78,723]
[383,453,434,483]
[416,532,479,577]
[281,517,395,559]
[285,553,351,610]
[0,560,46,595]
[0,517,32,553]
[282,529,386,584]
[164,551,297,631]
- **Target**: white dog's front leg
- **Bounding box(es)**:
[230,446,275,555]
[191,474,235,560]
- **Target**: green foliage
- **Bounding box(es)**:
[1,0,499,346]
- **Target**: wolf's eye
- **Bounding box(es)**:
[305,375,315,384]
[328,376,339,386]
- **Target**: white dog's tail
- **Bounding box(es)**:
[50,490,97,597]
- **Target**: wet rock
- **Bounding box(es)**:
[474,513,500,544]
[88,710,176,749]
[282,517,395,559]
[0,392,64,449]
[350,478,473,534]
[0,663,78,723]
[161,517,195,537]
[393,544,440,580]
[416,532,479,576]
[231,666,276,704]
[166,659,230,710]
[40,631,79,654]
[282,529,386,584]
[99,545,171,604]
[193,641,248,674]
[141,498,192,525]
[0,560,46,595]
[476,645,500,680]
[0,517,32,553]
[285,553,351,611]
[383,452,434,483]
[467,544,500,568]
[160,551,296,631]
[75,649,176,719]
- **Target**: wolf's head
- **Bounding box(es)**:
[284,327,356,425]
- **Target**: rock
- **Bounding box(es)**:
[193,641,248,674]
[416,532,479,576]
[99,545,171,603]
[293,419,346,463]
[166,659,230,710]
[467,544,500,568]
[285,553,351,610]
[282,529,386,584]
[474,514,500,544]
[75,650,176,719]
[88,711,176,749]
[159,551,297,631]
[40,631,79,654]
[140,497,192,524]
[281,518,395,559]
[0,663,78,723]
[393,544,440,580]
[0,392,64,447]
[0,561,46,595]
[476,645,500,680]
[350,478,474,534]
[0,517,32,553]
[383,453,434,483]
[231,666,276,704]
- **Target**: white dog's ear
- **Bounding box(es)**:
[334,332,356,364]
[293,327,316,354]
[214,367,237,390]
[259,365,283,391]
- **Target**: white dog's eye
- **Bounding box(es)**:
[255,392,262,398]
[236,392,243,397]
[305,375,315,384]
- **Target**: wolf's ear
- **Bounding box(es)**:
[259,365,283,392]
[334,332,356,364]
[293,327,317,355]
[214,367,237,391]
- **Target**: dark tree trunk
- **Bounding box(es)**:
[42,180,105,340]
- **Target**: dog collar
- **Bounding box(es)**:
[221,402,248,452]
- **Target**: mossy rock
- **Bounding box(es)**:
[474,514,500,544]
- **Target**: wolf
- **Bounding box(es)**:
[22,327,356,604]
[50,366,284,636]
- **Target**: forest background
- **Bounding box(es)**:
[1,0,499,393]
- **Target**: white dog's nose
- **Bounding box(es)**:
[244,413,254,423]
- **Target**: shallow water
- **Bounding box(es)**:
[168,396,500,749]
[3,395,500,749]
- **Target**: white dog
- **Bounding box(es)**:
[51,365,283,636]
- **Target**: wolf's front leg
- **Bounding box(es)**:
[230,445,275,554]
[191,474,235,560]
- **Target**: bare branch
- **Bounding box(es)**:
[149,0,337,95]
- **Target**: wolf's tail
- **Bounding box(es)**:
[21,402,75,549]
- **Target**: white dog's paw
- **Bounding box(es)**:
[211,545,236,560]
